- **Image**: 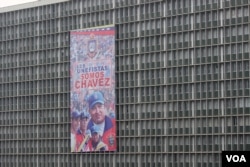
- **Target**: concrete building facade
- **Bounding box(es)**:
[0,0,249,166]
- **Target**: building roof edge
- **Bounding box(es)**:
[0,0,69,13]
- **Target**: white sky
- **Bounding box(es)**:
[0,0,38,8]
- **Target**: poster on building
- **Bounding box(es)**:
[70,25,116,152]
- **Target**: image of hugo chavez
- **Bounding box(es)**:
[87,91,116,151]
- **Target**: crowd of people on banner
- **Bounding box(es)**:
[70,32,114,63]
[70,90,116,152]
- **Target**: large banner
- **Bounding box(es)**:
[70,25,116,152]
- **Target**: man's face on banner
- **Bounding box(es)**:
[80,118,88,132]
[89,103,106,124]
[91,133,100,143]
[71,118,80,132]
